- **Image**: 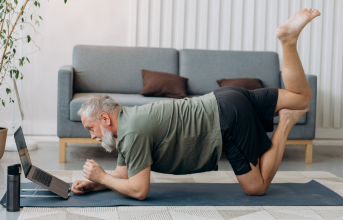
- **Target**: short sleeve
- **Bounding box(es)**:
[117,152,126,166]
[118,132,154,178]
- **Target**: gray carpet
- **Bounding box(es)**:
[2,180,343,207]
[14,171,343,220]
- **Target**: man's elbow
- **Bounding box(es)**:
[134,189,150,200]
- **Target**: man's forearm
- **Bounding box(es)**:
[92,170,127,191]
[91,181,108,191]
[100,173,144,200]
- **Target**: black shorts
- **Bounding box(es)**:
[213,86,279,175]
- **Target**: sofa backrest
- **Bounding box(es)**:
[72,45,179,94]
[179,49,280,95]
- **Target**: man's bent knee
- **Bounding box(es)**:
[243,184,267,196]
[300,90,312,109]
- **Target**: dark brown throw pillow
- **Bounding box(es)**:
[216,78,263,90]
[140,69,188,98]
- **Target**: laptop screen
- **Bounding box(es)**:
[14,127,32,177]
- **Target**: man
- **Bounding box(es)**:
[72,8,320,200]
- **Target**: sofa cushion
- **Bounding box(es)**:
[72,45,179,94]
[179,49,280,95]
[140,69,188,98]
[217,78,263,90]
[70,93,199,122]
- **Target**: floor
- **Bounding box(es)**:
[1,141,343,220]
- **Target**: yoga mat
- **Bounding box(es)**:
[1,180,343,207]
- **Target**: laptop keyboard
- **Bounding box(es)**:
[32,169,52,187]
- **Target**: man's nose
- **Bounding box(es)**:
[91,133,95,139]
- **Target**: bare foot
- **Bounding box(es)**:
[275,8,321,45]
[278,108,309,128]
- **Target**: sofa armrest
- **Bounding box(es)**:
[304,74,317,139]
[57,65,74,137]
[280,72,317,139]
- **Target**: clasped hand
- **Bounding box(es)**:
[83,159,106,183]
[71,159,107,195]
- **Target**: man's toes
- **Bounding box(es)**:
[312,10,321,17]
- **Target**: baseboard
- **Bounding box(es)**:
[3,121,57,135]
[6,135,59,143]
[312,139,343,146]
[316,128,343,139]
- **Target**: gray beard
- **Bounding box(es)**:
[100,124,116,152]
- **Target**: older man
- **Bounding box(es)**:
[72,8,320,200]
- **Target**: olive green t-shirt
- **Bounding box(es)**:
[116,92,222,178]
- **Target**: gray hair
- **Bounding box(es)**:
[77,95,121,121]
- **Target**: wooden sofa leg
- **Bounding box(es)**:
[59,139,67,163]
[305,140,313,164]
[59,138,101,163]
[286,140,313,164]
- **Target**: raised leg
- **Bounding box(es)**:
[237,108,308,195]
[274,8,321,114]
[235,8,321,195]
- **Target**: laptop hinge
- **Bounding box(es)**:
[25,164,32,178]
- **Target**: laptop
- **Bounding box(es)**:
[14,127,70,199]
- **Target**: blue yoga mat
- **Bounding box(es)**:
[1,180,343,207]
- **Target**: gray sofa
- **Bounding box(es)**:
[57,45,317,163]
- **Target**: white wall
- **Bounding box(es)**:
[129,0,343,139]
[0,0,342,140]
[0,0,130,134]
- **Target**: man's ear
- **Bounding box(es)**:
[100,112,111,126]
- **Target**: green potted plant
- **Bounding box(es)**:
[0,0,67,158]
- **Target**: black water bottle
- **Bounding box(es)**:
[7,164,21,212]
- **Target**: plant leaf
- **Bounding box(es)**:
[27,35,31,43]
[26,57,30,63]
[6,88,10,94]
